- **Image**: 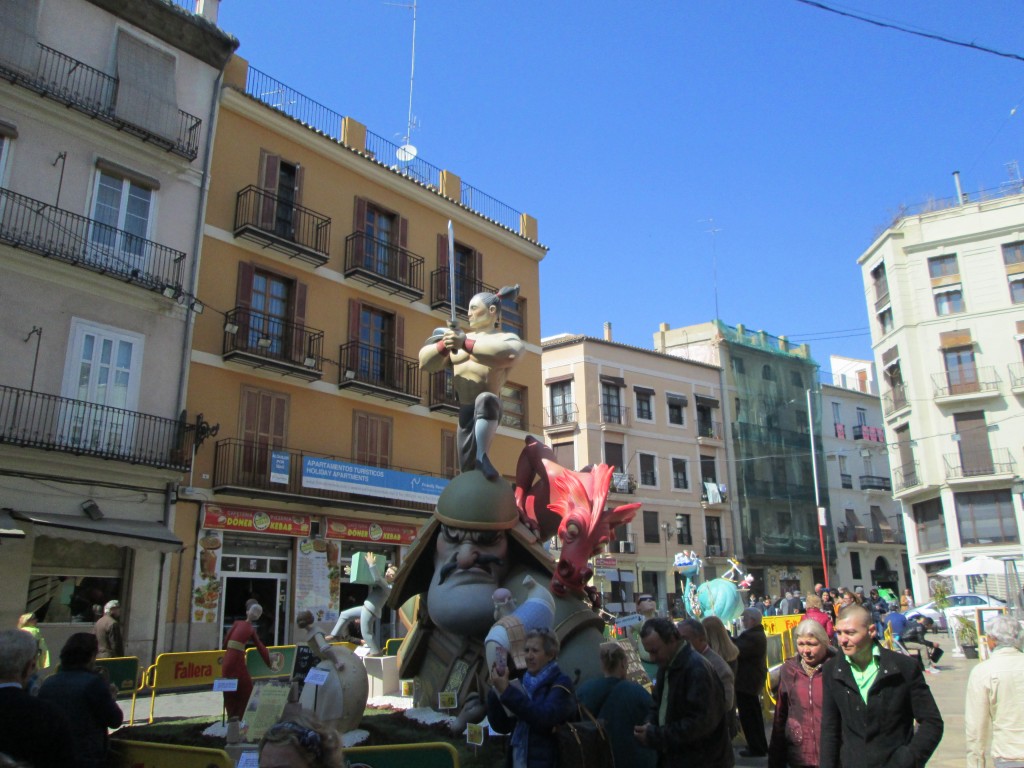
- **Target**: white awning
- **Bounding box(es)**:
[10,510,182,552]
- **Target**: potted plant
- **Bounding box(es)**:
[955,615,979,659]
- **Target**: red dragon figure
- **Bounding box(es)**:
[513,437,641,607]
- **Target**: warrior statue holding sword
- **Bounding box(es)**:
[418,221,523,479]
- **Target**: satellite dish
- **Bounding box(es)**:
[396,144,418,162]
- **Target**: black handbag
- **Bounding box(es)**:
[553,685,615,768]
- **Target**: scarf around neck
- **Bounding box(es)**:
[511,660,561,768]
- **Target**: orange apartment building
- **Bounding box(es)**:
[169,56,546,651]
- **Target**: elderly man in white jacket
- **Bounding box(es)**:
[966,614,1024,768]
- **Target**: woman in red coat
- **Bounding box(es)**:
[769,619,835,768]
[221,599,271,719]
[803,595,835,640]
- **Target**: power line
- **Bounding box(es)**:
[793,0,1024,65]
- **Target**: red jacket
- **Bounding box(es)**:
[769,654,830,768]
[805,607,835,639]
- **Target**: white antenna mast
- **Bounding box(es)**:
[389,0,418,163]
[699,218,722,321]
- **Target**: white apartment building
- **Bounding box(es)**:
[858,190,1024,603]
[541,327,730,617]
[823,356,908,594]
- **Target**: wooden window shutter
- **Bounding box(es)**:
[441,430,458,477]
[270,392,288,448]
[398,216,409,281]
[395,313,405,357]
[347,298,362,374]
[352,197,368,264]
[353,411,369,464]
[258,150,280,228]
[379,417,392,468]
[293,164,304,207]
[291,281,308,363]
[436,233,447,268]
[235,262,255,340]
[474,249,483,285]
[939,329,972,349]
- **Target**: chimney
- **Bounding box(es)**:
[953,170,966,204]
[603,322,613,342]
[195,0,220,24]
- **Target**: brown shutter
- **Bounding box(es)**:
[235,262,255,340]
[258,150,280,229]
[352,197,367,265]
[398,216,409,281]
[293,164,304,207]
[441,430,458,477]
[291,281,308,363]
[379,416,392,468]
[437,233,449,306]
[353,411,368,464]
[393,312,406,390]
[940,329,972,349]
[474,248,483,287]
[955,411,993,475]
[347,299,362,373]
[271,392,288,449]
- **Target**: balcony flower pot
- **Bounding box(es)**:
[962,644,979,660]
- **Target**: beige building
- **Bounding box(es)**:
[541,327,730,616]
[858,189,1024,603]
[172,54,546,650]
[0,0,235,657]
[823,356,908,594]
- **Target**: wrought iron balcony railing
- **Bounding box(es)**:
[853,424,885,443]
[600,403,631,427]
[840,473,853,489]
[426,371,459,414]
[1009,362,1024,389]
[338,342,421,405]
[610,472,637,494]
[0,42,201,160]
[697,420,723,440]
[859,474,892,491]
[931,366,1001,398]
[943,448,1015,479]
[343,232,424,300]
[233,186,331,266]
[428,268,497,320]
[0,384,194,470]
[212,438,436,513]
[893,461,921,493]
[222,308,324,381]
[0,187,185,294]
[543,404,578,429]
[882,384,909,414]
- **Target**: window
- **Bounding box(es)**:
[934,287,965,315]
[856,407,867,426]
[114,32,178,137]
[944,346,979,395]
[643,510,660,544]
[639,453,657,486]
[700,454,718,485]
[235,264,308,363]
[850,551,862,580]
[877,307,894,334]
[706,516,722,548]
[762,364,775,381]
[635,389,653,421]
[789,370,803,388]
[353,198,406,279]
[441,430,458,478]
[436,236,481,310]
[549,380,573,425]
[676,514,692,545]
[1010,276,1024,304]
[89,170,154,275]
[257,151,304,238]
[604,442,624,473]
[913,497,947,553]
[871,262,889,301]
[863,454,874,476]
[353,410,392,468]
[28,538,125,625]
[732,357,745,375]
[928,254,959,278]
[61,319,144,453]
[601,383,622,423]
[667,394,686,426]
[500,295,525,337]
[831,402,841,422]
[500,384,527,430]
[671,458,689,490]
[0,134,10,180]
[345,298,401,386]
[240,386,288,481]
[955,490,1019,545]
[1002,241,1024,265]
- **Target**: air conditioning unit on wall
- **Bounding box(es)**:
[707,545,722,556]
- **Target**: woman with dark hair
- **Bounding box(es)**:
[486,627,575,768]
[258,711,345,768]
[38,632,123,768]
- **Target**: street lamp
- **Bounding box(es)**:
[661,521,676,614]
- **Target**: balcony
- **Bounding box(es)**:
[701,482,728,507]
[931,366,1002,401]
[697,420,724,443]
[867,527,905,545]
[426,371,459,415]
[840,473,853,489]
[0,42,201,160]
[837,524,866,543]
[337,343,421,405]
[212,438,436,514]
[943,448,1016,481]
[859,474,892,492]
[882,384,909,416]
[610,472,637,494]
[222,308,324,381]
[343,232,424,301]
[853,425,885,443]
[0,187,185,295]
[234,186,331,266]
[1009,363,1024,392]
[0,384,194,470]
[893,461,921,494]
[706,538,732,558]
[543,404,578,431]
[600,404,631,428]
[428,268,496,321]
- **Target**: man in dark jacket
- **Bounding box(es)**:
[634,617,730,768]
[900,615,940,674]
[734,607,770,757]
[39,632,124,768]
[820,604,943,768]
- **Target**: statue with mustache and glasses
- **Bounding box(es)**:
[388,469,605,732]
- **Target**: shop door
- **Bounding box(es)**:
[219,541,291,646]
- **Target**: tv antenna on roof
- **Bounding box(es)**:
[387,0,418,163]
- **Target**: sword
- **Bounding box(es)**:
[447,219,457,330]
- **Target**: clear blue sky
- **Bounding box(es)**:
[218,1,1024,377]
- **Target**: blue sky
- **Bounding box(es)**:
[218,2,1024,377]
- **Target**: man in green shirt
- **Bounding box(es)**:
[820,604,943,768]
